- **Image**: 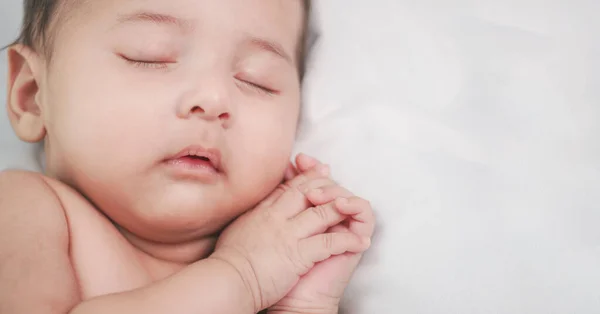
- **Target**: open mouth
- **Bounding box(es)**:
[174,155,217,171]
[165,145,222,173]
[186,155,210,162]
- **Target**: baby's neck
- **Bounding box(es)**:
[119,226,218,266]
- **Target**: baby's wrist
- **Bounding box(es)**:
[207,251,261,313]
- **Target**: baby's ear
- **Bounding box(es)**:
[6,44,46,143]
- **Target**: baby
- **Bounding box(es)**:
[0,0,374,313]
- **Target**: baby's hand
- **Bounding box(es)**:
[269,155,375,314]
[210,162,370,313]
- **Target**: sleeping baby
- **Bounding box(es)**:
[0,0,374,313]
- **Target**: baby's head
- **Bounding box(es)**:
[6,0,311,243]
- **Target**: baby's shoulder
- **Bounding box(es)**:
[0,169,61,201]
[0,169,100,224]
[0,169,100,228]
[0,170,69,229]
[0,170,84,311]
[0,169,73,204]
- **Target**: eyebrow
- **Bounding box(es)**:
[246,35,294,65]
[115,11,193,32]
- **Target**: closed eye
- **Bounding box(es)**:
[236,79,278,96]
[119,54,173,70]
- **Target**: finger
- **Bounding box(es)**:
[284,163,330,191]
[295,153,320,172]
[292,201,346,238]
[327,223,350,234]
[261,164,330,209]
[336,197,376,239]
[266,165,333,217]
[304,183,354,206]
[298,233,369,266]
[284,162,299,181]
[297,178,340,201]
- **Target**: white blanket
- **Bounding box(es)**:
[2,0,600,313]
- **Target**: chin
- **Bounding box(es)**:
[130,192,238,236]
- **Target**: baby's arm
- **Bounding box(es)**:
[0,171,80,313]
[71,258,252,314]
[0,171,253,314]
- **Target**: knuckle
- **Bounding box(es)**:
[286,241,310,272]
[278,182,303,197]
[311,205,329,222]
[323,233,334,249]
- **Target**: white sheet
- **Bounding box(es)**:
[2,0,600,313]
[294,1,600,313]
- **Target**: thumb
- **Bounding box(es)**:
[295,153,321,173]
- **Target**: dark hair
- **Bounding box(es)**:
[6,0,313,75]
[5,0,61,54]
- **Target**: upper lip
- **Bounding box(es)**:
[168,145,222,171]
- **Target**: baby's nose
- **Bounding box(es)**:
[176,82,232,124]
[183,104,230,122]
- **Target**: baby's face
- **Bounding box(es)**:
[37,0,304,240]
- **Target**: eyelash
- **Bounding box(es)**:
[237,80,278,96]
[120,54,277,96]
[120,54,171,70]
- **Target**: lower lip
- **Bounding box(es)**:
[163,157,220,183]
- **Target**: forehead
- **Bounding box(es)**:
[58,0,304,53]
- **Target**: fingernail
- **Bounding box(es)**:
[312,188,323,195]
[300,154,319,170]
[301,153,317,162]
[336,197,349,205]
[298,183,309,194]
[317,164,330,176]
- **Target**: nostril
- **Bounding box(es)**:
[218,113,230,120]
[190,106,205,114]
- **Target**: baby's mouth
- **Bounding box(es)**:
[161,145,224,182]
[166,145,222,171]
[186,155,210,162]
[172,155,216,169]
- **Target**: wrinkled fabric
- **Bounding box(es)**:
[294,1,600,313]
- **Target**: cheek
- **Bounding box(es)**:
[45,62,169,174]
[231,100,299,190]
